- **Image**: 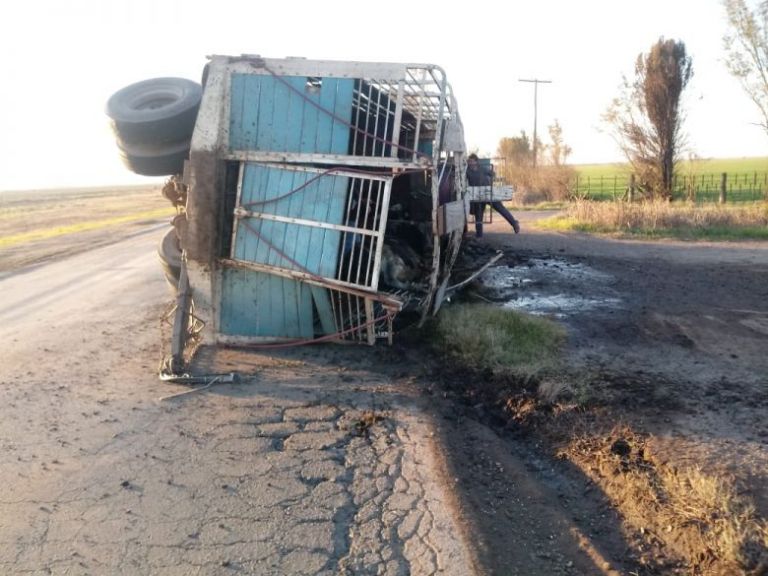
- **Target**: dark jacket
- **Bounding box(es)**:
[466,164,492,186]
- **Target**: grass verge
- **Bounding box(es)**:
[428,304,565,382]
[561,424,768,574]
[505,201,567,211]
[0,207,175,248]
[537,200,768,240]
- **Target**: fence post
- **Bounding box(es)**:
[764,173,768,201]
[754,171,758,201]
[720,173,727,204]
[628,174,635,202]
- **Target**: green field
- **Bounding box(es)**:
[576,156,768,178]
[574,162,632,180]
[572,156,768,202]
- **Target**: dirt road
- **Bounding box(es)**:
[0,223,473,574]
[3,188,767,574]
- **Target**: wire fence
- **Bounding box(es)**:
[570,172,768,203]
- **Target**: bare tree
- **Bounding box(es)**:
[604,38,693,199]
[497,132,533,166]
[496,132,533,187]
[723,0,768,135]
[546,120,572,167]
[497,125,575,203]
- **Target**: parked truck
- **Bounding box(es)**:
[107,54,471,373]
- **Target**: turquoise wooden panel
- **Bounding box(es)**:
[299,84,320,153]
[280,168,302,269]
[281,78,306,153]
[315,80,335,153]
[221,71,356,338]
[314,173,344,277]
[223,167,348,338]
[256,76,279,151]
[310,285,336,334]
[418,139,433,158]
[229,74,261,151]
[220,269,314,338]
[306,171,346,333]
[229,74,354,154]
[234,165,347,274]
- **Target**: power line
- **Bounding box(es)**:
[518,78,552,168]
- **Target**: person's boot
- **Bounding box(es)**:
[512,219,520,234]
[476,221,484,238]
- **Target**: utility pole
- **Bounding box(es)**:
[518,78,552,168]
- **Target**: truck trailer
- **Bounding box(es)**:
[107,54,471,373]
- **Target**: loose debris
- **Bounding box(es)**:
[352,411,385,437]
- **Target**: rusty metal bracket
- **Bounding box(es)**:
[169,259,191,374]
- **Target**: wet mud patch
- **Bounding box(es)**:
[639,313,698,348]
[471,258,622,320]
[575,370,685,412]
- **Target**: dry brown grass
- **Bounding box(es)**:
[561,425,768,574]
[498,374,768,573]
[541,200,768,240]
[503,164,577,205]
[0,185,171,272]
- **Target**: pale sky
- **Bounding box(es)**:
[1,0,766,191]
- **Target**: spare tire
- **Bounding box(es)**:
[106,77,202,146]
[117,139,190,177]
[158,227,182,292]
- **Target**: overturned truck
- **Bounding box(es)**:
[107,55,470,369]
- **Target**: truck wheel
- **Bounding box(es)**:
[117,139,189,177]
[106,77,202,146]
[158,227,182,293]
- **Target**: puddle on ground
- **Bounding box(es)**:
[476,266,536,289]
[523,258,613,281]
[503,294,622,318]
[475,258,621,318]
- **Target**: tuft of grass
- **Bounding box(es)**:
[536,200,768,240]
[429,304,565,380]
[662,466,767,569]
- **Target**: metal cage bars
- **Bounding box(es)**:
[214,58,458,343]
[230,163,393,294]
[223,64,454,167]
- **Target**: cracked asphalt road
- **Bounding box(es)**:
[0,225,474,575]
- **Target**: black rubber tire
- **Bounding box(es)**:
[158,227,182,292]
[106,77,202,146]
[117,139,189,177]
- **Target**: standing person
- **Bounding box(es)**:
[466,153,520,238]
